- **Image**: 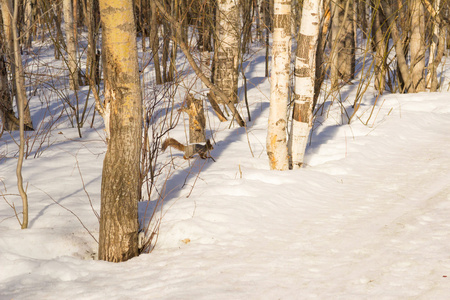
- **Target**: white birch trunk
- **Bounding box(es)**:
[63,0,79,90]
[267,0,291,171]
[289,0,321,169]
[214,0,239,104]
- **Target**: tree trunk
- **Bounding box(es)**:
[1,0,17,113]
[63,0,79,90]
[330,0,341,88]
[313,2,330,108]
[213,0,240,104]
[84,0,99,85]
[267,0,290,171]
[167,0,178,83]
[410,0,425,92]
[196,0,213,54]
[263,0,270,77]
[11,0,29,228]
[73,0,78,44]
[241,0,253,53]
[381,1,412,92]
[187,94,206,143]
[429,25,445,91]
[255,0,263,42]
[0,40,17,131]
[150,0,163,84]
[1,0,33,130]
[53,1,66,59]
[162,21,170,82]
[372,0,386,93]
[1,0,14,66]
[425,0,441,90]
[357,0,367,39]
[138,0,146,51]
[98,0,142,262]
[289,0,321,169]
[339,0,355,82]
[24,0,33,49]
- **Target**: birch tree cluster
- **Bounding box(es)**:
[2,0,449,149]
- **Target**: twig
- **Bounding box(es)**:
[32,184,98,244]
[75,160,100,221]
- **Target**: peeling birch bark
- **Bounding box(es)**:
[267,0,291,171]
[214,0,240,104]
[289,0,321,169]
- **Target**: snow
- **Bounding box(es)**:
[2,43,450,299]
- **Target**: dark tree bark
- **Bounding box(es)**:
[0,46,17,131]
[150,0,163,84]
[338,0,355,82]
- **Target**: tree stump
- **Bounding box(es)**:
[186,94,205,143]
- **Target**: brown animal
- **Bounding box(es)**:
[162,138,213,159]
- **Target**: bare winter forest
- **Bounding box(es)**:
[1,1,450,296]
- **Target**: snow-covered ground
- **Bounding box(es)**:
[1,42,450,299]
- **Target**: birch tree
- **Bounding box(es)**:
[267,0,290,170]
[289,0,321,169]
[213,0,240,104]
[98,0,142,262]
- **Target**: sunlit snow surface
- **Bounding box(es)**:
[1,44,450,299]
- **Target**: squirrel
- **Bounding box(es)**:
[162,138,213,159]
